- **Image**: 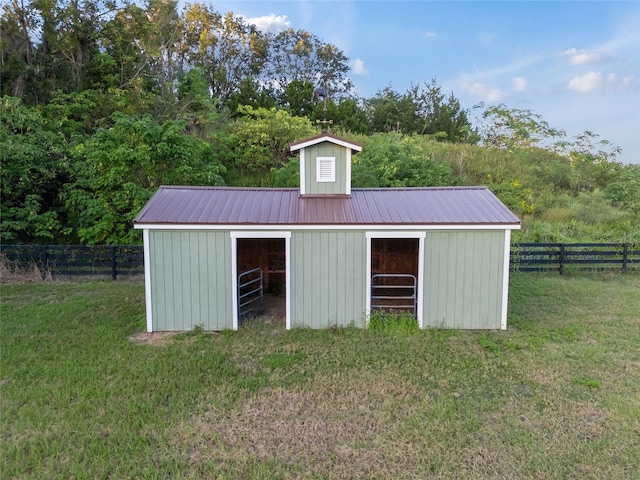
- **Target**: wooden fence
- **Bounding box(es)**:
[1,243,638,280]
[510,243,640,273]
[0,245,144,279]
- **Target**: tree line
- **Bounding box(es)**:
[1,0,472,139]
[2,0,638,245]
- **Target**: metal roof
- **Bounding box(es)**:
[134,186,521,226]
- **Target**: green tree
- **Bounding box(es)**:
[1,0,125,102]
[39,88,151,140]
[223,105,316,175]
[410,80,477,142]
[128,0,186,117]
[96,2,150,91]
[333,98,368,134]
[64,112,225,244]
[0,96,71,243]
[366,86,418,134]
[604,164,640,214]
[0,0,39,99]
[261,28,352,100]
[556,130,622,194]
[225,77,277,113]
[175,67,223,136]
[366,82,474,141]
[308,97,369,134]
[183,4,267,105]
[51,0,116,92]
[478,103,565,150]
[279,79,315,117]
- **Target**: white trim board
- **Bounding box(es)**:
[500,229,512,331]
[231,231,292,239]
[142,229,153,332]
[365,231,426,329]
[345,149,352,196]
[290,136,362,152]
[366,231,427,239]
[136,223,521,231]
[230,231,292,331]
[299,149,306,195]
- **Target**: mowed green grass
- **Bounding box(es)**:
[1,274,639,479]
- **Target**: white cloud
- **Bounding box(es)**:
[246,13,290,33]
[513,77,527,92]
[567,71,603,93]
[563,47,602,66]
[462,82,505,102]
[424,31,437,38]
[353,58,369,75]
[606,73,636,91]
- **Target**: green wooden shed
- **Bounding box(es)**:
[134,133,521,332]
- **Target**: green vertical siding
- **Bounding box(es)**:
[304,143,348,195]
[145,227,507,331]
[291,231,366,328]
[149,230,232,331]
[423,231,505,329]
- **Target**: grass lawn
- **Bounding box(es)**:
[1,273,639,479]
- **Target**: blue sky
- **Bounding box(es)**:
[214,1,640,164]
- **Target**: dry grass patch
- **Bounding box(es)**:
[0,254,50,283]
[128,331,180,346]
[460,395,617,479]
[174,369,432,478]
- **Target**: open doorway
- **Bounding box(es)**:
[370,238,419,317]
[236,238,286,327]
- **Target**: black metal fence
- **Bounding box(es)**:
[1,243,638,280]
[0,245,144,279]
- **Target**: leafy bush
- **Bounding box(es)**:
[352,133,457,188]
[0,96,70,243]
[223,106,316,173]
[567,190,626,224]
[64,113,226,244]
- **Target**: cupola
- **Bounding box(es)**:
[289,133,362,196]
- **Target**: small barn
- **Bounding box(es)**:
[134,132,521,332]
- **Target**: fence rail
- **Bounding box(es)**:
[1,243,638,280]
[0,245,144,279]
[510,242,640,273]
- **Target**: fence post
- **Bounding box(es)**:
[622,243,628,273]
[559,243,565,275]
[111,245,117,280]
[39,245,48,279]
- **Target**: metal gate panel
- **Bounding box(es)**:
[238,267,264,319]
[370,273,417,317]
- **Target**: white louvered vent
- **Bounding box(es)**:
[316,156,336,182]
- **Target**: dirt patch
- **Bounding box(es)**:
[262,294,286,319]
[240,294,286,328]
[128,331,179,346]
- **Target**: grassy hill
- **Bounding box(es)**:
[225,126,639,244]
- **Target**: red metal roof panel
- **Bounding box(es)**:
[134,186,521,226]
